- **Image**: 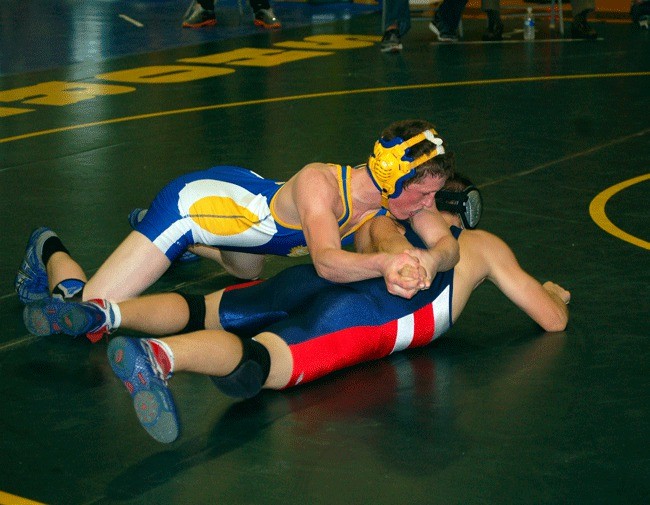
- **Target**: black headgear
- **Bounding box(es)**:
[435,186,483,229]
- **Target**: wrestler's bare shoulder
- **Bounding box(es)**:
[286,163,341,195]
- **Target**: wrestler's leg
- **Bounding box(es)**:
[204,290,225,329]
[109,328,290,391]
[83,231,171,302]
[252,332,292,389]
[219,251,265,279]
[190,245,265,280]
[106,329,290,442]
[263,280,412,387]
[215,265,332,337]
[24,288,220,340]
[162,330,290,389]
[111,266,320,339]
[114,293,189,334]
[46,252,87,293]
[112,290,222,335]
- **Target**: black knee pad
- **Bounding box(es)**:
[211,337,271,399]
[176,292,206,333]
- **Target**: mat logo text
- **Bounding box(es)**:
[0,35,378,118]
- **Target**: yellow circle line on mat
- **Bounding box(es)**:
[0,490,46,505]
[2,71,649,144]
[589,173,650,250]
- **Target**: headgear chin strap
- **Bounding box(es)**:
[435,186,483,229]
[367,129,445,209]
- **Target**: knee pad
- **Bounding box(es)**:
[176,292,206,333]
[52,278,85,300]
[211,337,271,399]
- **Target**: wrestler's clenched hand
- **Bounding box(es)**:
[383,251,428,299]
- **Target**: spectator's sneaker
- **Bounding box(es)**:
[108,337,179,444]
[253,8,281,29]
[429,19,459,42]
[127,208,199,263]
[182,0,217,28]
[23,297,118,343]
[632,0,650,27]
[380,29,403,53]
[15,227,56,304]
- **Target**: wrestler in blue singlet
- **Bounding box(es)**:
[218,226,462,387]
[135,165,386,261]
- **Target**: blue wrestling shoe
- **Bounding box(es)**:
[127,208,199,263]
[108,336,179,443]
[15,227,57,304]
[23,297,118,343]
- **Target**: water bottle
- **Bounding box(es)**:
[523,7,535,40]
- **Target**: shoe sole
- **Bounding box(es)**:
[380,45,403,53]
[108,337,180,443]
[428,21,458,42]
[253,19,281,29]
[23,298,94,337]
[182,19,217,28]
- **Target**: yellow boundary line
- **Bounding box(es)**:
[2,71,649,144]
[0,490,46,505]
[589,173,650,250]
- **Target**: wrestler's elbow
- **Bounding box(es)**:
[311,257,339,283]
[540,307,569,332]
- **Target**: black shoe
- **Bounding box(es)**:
[182,0,216,28]
[380,29,403,53]
[631,1,650,28]
[429,18,459,42]
[571,11,598,39]
[482,19,504,41]
[253,8,281,29]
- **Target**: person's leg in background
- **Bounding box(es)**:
[481,0,504,41]
[630,0,650,30]
[181,0,280,29]
[630,0,650,28]
[249,0,282,28]
[429,0,469,42]
[380,0,411,53]
[570,0,598,38]
[182,0,218,28]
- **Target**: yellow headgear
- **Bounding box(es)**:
[367,129,445,209]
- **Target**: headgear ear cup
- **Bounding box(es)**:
[435,185,483,229]
[464,188,483,229]
[367,129,445,209]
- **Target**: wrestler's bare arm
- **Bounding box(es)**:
[354,216,428,296]
[356,217,570,331]
[408,207,460,279]
[291,165,425,294]
[465,230,570,332]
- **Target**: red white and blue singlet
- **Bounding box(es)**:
[218,226,462,388]
[135,165,386,261]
